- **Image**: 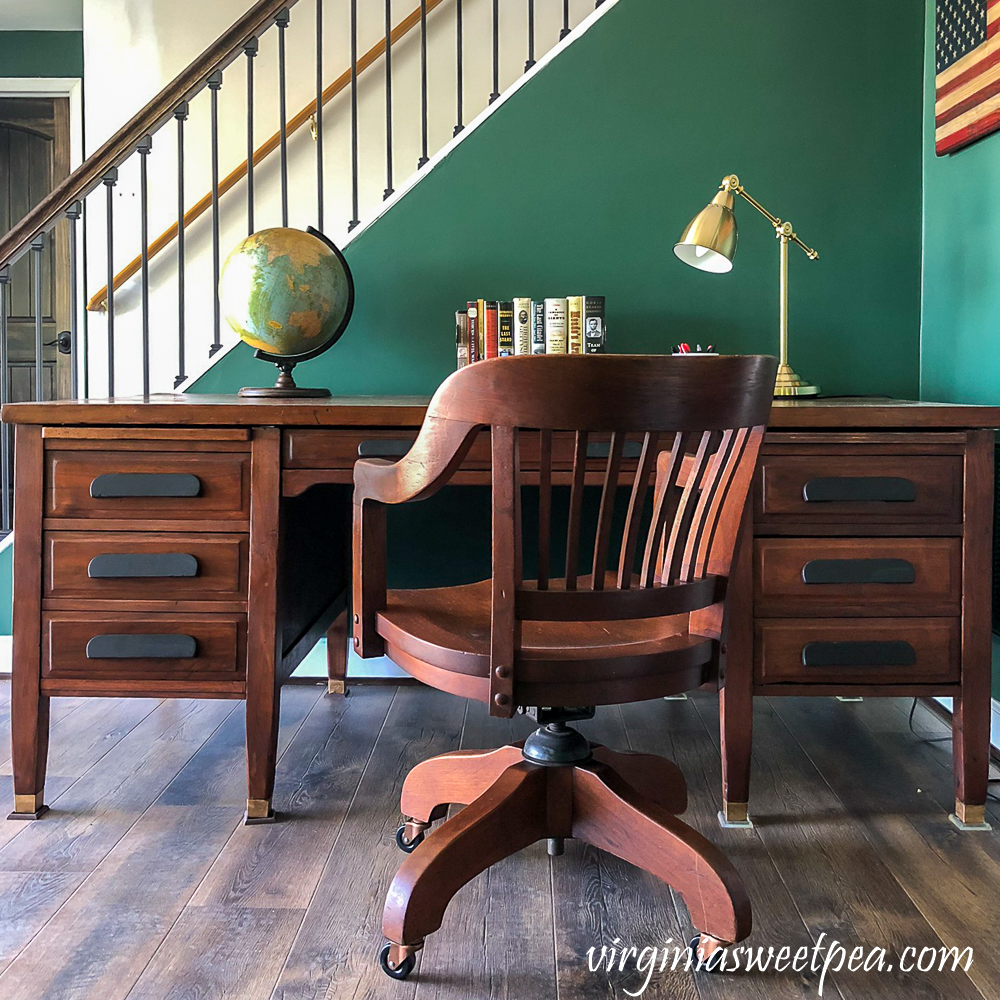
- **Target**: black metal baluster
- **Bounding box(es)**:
[103,167,117,395]
[138,135,152,395]
[66,201,81,399]
[208,70,223,357]
[384,0,394,199]
[244,38,257,236]
[561,0,571,38]
[315,0,324,229]
[526,0,535,70]
[349,0,360,229]
[0,266,9,531]
[174,102,188,387]
[418,0,428,167]
[490,0,500,103]
[454,0,464,135]
[31,234,44,402]
[276,8,290,226]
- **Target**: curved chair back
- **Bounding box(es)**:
[419,354,777,715]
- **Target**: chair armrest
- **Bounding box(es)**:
[352,416,482,657]
[353,415,481,505]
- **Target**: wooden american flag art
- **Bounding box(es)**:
[936,0,1000,154]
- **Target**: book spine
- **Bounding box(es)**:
[467,301,479,363]
[497,301,515,356]
[513,298,532,355]
[484,301,499,359]
[456,311,469,369]
[544,298,568,354]
[567,296,584,354]
[531,301,546,354]
[583,296,606,354]
[477,298,487,360]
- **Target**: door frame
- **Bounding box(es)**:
[0,78,83,401]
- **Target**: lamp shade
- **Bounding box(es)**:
[673,189,737,273]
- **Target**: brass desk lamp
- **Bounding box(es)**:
[674,174,820,397]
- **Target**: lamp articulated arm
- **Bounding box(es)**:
[720,175,818,262]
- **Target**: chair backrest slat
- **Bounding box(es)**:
[564,430,589,591]
[536,429,553,591]
[591,431,626,590]
[617,430,660,590]
[640,431,689,587]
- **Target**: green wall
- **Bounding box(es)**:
[194,0,925,398]
[0,31,83,78]
[921,1,1000,700]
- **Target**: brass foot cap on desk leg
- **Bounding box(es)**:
[718,802,754,829]
[950,803,991,832]
[327,679,347,696]
[8,793,48,820]
[244,798,277,826]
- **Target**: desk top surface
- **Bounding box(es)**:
[5,393,1000,429]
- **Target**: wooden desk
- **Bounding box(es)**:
[3,394,998,828]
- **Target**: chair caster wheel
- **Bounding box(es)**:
[395,824,425,853]
[379,943,416,980]
[689,934,728,973]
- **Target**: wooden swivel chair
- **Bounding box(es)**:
[352,353,778,980]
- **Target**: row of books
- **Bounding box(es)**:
[456,296,606,368]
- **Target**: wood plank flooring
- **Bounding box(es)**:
[0,681,998,1000]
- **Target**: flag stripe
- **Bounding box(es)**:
[937,52,1000,114]
[936,72,1000,127]
[937,103,1000,153]
[937,88,1000,144]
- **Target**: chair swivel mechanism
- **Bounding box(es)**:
[352,353,778,980]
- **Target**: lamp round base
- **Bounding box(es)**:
[773,363,819,397]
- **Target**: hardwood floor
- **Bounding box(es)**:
[0,681,997,1000]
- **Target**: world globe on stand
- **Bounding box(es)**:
[219,226,354,397]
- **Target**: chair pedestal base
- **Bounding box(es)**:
[382,742,751,976]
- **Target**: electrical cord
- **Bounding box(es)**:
[907,699,1000,803]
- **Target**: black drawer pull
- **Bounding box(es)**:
[586,440,644,460]
[90,472,202,499]
[88,553,199,579]
[802,476,916,503]
[86,633,198,659]
[802,640,916,668]
[358,439,414,458]
[801,558,916,585]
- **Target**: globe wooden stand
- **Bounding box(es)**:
[239,360,332,398]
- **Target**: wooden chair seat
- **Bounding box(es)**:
[377,579,714,706]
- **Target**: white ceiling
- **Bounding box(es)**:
[0,0,83,31]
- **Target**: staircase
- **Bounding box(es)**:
[0,0,618,532]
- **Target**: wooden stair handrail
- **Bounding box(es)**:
[87,0,447,312]
[0,0,301,271]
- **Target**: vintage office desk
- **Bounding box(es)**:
[3,395,998,828]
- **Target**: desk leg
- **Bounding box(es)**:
[9,425,48,820]
[720,508,753,829]
[245,427,282,825]
[953,430,992,831]
[326,608,349,696]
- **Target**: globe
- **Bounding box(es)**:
[219,227,353,359]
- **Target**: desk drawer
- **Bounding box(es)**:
[42,612,246,681]
[754,537,961,616]
[45,450,250,522]
[754,455,962,523]
[284,429,493,469]
[44,532,249,604]
[754,618,960,685]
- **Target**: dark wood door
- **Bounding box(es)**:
[0,97,72,402]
